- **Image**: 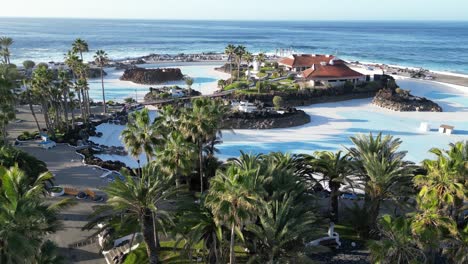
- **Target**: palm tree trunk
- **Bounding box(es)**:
[229,222,236,264]
[198,142,204,194]
[2,121,8,145]
[237,58,241,81]
[63,90,70,131]
[330,183,340,222]
[212,232,219,264]
[101,67,107,113]
[28,99,41,132]
[86,89,91,116]
[366,199,381,238]
[77,89,84,119]
[152,213,160,249]
[141,213,159,264]
[229,58,234,83]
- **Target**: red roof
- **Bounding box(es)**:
[302,61,364,79]
[278,54,335,68]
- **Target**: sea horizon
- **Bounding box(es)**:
[1,17,468,74]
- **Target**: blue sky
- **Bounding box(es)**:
[1,0,467,21]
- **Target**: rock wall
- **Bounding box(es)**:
[221,109,310,129]
[372,89,442,112]
[120,67,184,84]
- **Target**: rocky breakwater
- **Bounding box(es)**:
[120,67,184,85]
[373,88,442,112]
[222,108,310,129]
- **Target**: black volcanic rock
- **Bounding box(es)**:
[120,67,184,84]
[373,88,442,112]
[221,108,310,129]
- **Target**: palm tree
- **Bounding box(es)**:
[177,197,225,263]
[156,131,195,187]
[368,215,426,264]
[57,70,73,130]
[217,79,226,90]
[415,156,466,219]
[95,164,180,264]
[243,52,253,84]
[72,38,89,61]
[0,165,74,263]
[94,50,109,113]
[185,77,194,98]
[0,77,15,144]
[246,194,318,263]
[234,45,246,81]
[422,142,468,222]
[21,61,41,131]
[121,108,159,167]
[64,50,83,121]
[0,37,14,64]
[206,164,265,264]
[31,64,55,135]
[347,133,416,237]
[224,44,236,82]
[303,151,353,222]
[256,53,266,67]
[180,98,221,193]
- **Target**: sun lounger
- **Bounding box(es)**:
[85,189,104,202]
[64,187,80,196]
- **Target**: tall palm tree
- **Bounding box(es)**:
[156,131,195,187]
[368,215,426,264]
[0,37,14,64]
[185,77,194,98]
[0,77,15,144]
[64,50,83,122]
[0,165,73,264]
[302,151,353,222]
[206,164,265,264]
[57,70,72,128]
[31,64,55,135]
[72,38,89,61]
[256,53,266,66]
[22,61,41,132]
[94,50,109,113]
[94,164,180,264]
[121,108,159,167]
[224,44,236,82]
[234,45,246,81]
[347,133,416,237]
[243,52,253,83]
[179,99,218,193]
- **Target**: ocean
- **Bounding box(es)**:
[1,18,468,74]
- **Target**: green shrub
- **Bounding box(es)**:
[287,75,295,81]
[294,83,300,90]
[271,72,279,79]
[273,96,284,110]
[224,82,248,91]
[259,69,266,74]
[395,88,404,94]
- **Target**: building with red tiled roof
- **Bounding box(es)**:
[278,54,366,88]
[278,54,335,72]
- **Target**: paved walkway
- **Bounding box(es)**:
[19,142,107,264]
